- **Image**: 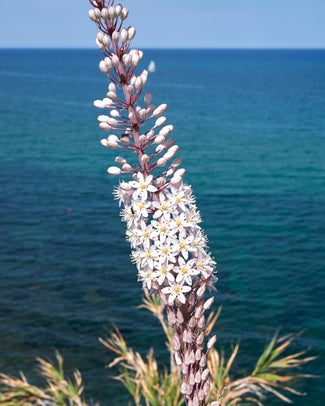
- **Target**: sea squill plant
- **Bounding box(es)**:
[88,1,218,405]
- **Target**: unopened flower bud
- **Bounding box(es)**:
[153,103,168,117]
[120,135,130,144]
[102,35,110,48]
[171,157,183,168]
[99,122,111,130]
[190,372,195,385]
[156,158,167,167]
[207,335,217,349]
[115,4,122,16]
[128,26,136,40]
[195,349,202,361]
[181,382,187,395]
[155,135,165,145]
[139,134,146,144]
[107,166,121,175]
[115,156,126,165]
[122,53,132,67]
[193,395,199,406]
[189,350,195,364]
[167,308,176,325]
[93,99,105,109]
[88,9,97,21]
[201,368,210,382]
[135,76,143,90]
[199,354,207,367]
[99,60,108,74]
[197,284,206,297]
[195,304,203,319]
[197,332,204,346]
[163,145,179,161]
[144,91,152,105]
[170,175,182,185]
[122,163,132,172]
[141,154,149,164]
[132,54,140,67]
[121,7,129,20]
[198,390,205,401]
[138,50,144,60]
[111,54,119,67]
[176,308,184,324]
[198,315,205,329]
[189,316,196,328]
[107,91,117,100]
[174,168,186,178]
[104,57,112,70]
[108,6,116,19]
[181,362,188,376]
[108,83,116,93]
[101,8,109,20]
[112,31,119,44]
[203,380,210,396]
[96,38,104,50]
[159,124,173,136]
[172,335,181,351]
[204,296,214,310]
[121,29,128,43]
[94,7,100,19]
[155,116,167,127]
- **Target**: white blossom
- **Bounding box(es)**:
[162,281,191,304]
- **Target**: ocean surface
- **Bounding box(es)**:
[0,49,324,405]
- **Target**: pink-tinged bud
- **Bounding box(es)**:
[138,50,144,60]
[108,6,116,19]
[139,134,146,144]
[155,135,165,145]
[164,138,175,148]
[203,296,214,310]
[175,352,182,366]
[174,168,186,178]
[101,8,109,19]
[99,60,108,73]
[195,349,202,361]
[107,166,121,175]
[197,332,204,346]
[193,396,199,406]
[144,91,152,105]
[159,124,173,136]
[107,135,119,142]
[135,77,143,90]
[104,57,112,70]
[189,316,196,328]
[167,308,176,325]
[107,141,118,149]
[110,111,119,118]
[171,157,183,168]
[195,370,201,383]
[198,315,205,329]
[128,26,136,40]
[122,54,132,67]
[189,350,195,364]
[100,138,108,147]
[170,175,182,185]
[99,122,111,130]
[201,368,209,382]
[190,372,195,386]
[115,4,122,16]
[94,7,101,19]
[186,383,193,396]
[163,145,179,161]
[96,38,104,50]
[108,83,116,93]
[88,9,97,21]
[107,91,117,100]
[127,85,134,95]
[181,382,187,395]
[159,293,168,305]
[120,135,130,144]
[112,31,119,44]
[102,97,113,106]
[157,158,167,167]
[122,163,132,172]
[210,402,221,406]
[155,116,167,127]
[93,99,105,109]
[195,304,203,319]
[120,181,131,191]
[156,177,165,187]
[207,335,217,349]
[132,54,140,67]
[111,54,119,67]
[97,115,109,122]
[184,352,190,365]
[107,117,118,126]
[198,389,205,401]
[199,354,206,367]
[102,35,110,48]
[115,156,126,165]
[153,103,168,117]
[181,362,188,376]
[97,32,104,42]
[121,7,129,20]
[197,284,206,297]
[188,292,195,306]
[121,29,128,43]
[203,380,210,396]
[172,335,181,351]
[141,154,149,164]
[176,308,184,324]
[155,145,164,154]
[146,104,156,114]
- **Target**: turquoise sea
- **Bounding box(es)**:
[0,49,324,405]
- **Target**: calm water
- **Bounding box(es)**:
[0,49,324,405]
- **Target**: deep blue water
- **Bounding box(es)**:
[0,49,324,405]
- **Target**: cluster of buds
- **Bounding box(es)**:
[88,1,218,405]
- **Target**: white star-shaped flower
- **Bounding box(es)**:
[161,281,191,304]
[174,256,200,285]
[153,261,175,285]
[130,172,157,201]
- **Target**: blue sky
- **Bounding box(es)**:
[0,0,324,48]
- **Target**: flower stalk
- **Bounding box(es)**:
[88,1,218,405]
